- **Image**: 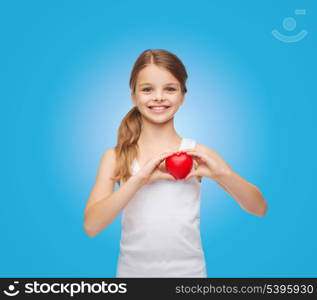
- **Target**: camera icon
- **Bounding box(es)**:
[272,9,308,43]
[3,281,20,297]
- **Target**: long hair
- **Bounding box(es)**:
[111,49,188,185]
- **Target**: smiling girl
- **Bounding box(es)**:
[84,49,268,278]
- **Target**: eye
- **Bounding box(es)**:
[166,87,176,92]
[142,87,152,92]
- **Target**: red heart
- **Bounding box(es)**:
[165,152,193,179]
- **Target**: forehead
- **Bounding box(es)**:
[137,65,179,86]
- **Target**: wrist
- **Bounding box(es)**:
[131,173,148,187]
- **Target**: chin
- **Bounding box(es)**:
[143,113,174,124]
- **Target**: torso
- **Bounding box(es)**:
[116,137,206,277]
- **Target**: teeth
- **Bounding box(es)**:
[152,107,166,110]
[150,106,168,110]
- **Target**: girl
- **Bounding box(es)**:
[84,49,268,278]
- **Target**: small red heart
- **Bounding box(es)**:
[165,152,193,179]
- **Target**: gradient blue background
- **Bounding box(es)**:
[3,0,316,277]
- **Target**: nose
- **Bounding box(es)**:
[154,89,164,101]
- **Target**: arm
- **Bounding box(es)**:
[213,169,268,217]
[84,148,145,238]
[185,144,268,217]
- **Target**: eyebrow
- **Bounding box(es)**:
[139,82,179,87]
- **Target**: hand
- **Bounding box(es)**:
[183,149,232,181]
[135,151,177,185]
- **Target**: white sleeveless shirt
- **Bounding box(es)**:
[116,138,207,277]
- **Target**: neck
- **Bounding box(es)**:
[138,117,181,149]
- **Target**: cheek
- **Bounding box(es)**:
[138,94,151,103]
[170,94,183,102]
[133,97,149,107]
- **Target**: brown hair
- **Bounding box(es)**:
[111,49,188,185]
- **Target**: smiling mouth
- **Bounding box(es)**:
[148,105,170,111]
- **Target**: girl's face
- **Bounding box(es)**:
[131,64,184,124]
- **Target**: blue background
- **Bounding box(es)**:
[3,0,316,277]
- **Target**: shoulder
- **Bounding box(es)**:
[195,142,225,159]
[97,147,117,178]
[101,147,116,162]
[194,143,213,153]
